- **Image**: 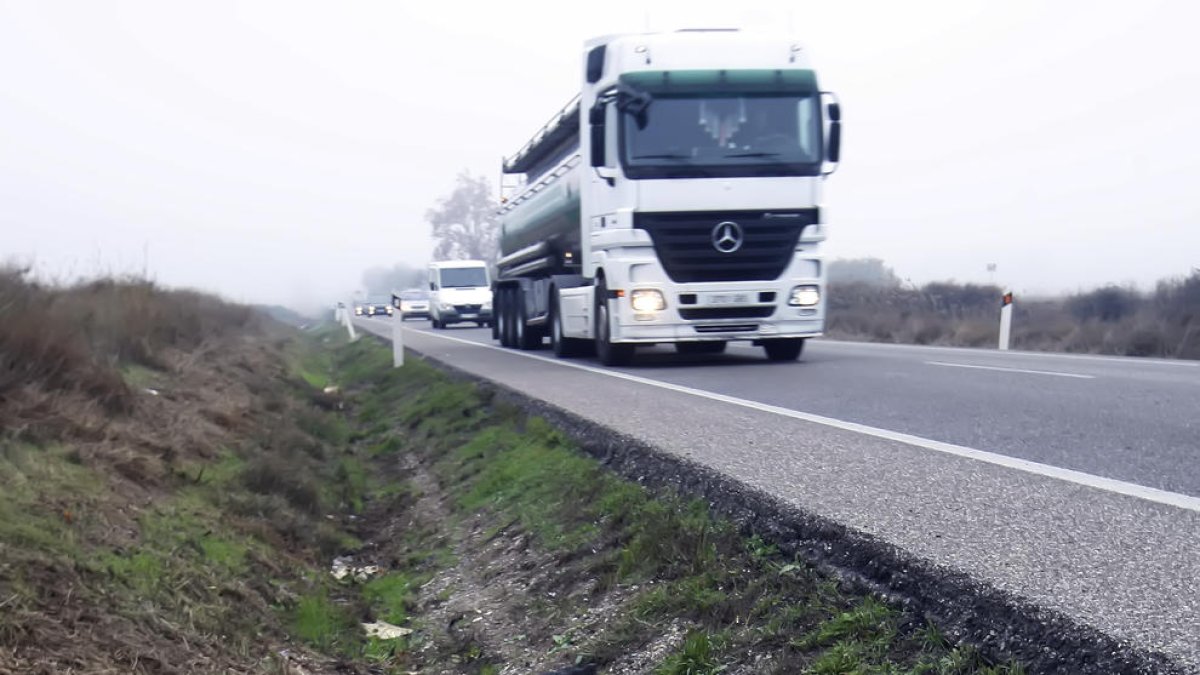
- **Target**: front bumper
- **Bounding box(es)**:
[609,285,824,343]
[616,317,823,343]
[438,308,493,323]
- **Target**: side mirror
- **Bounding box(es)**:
[589,102,607,167]
[429,282,435,291]
[586,45,606,84]
[828,121,841,163]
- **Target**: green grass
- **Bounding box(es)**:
[0,443,100,558]
[362,572,426,625]
[292,590,360,653]
[655,631,727,675]
[120,363,163,388]
[451,422,609,551]
[797,597,898,650]
[333,456,369,513]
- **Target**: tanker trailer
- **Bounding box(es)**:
[493,29,842,366]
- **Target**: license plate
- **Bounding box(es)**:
[705,293,751,305]
[461,313,477,318]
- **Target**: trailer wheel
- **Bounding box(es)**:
[594,279,635,367]
[762,338,805,361]
[514,297,541,350]
[498,288,514,347]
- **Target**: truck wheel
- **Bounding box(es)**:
[594,279,634,366]
[762,338,805,361]
[676,341,727,355]
[498,289,513,347]
[515,297,541,350]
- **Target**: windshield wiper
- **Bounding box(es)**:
[633,153,691,160]
[722,151,782,158]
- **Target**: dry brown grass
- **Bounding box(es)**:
[0,266,261,440]
[827,271,1200,359]
[0,269,370,673]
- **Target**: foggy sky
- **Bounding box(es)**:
[2,0,1198,311]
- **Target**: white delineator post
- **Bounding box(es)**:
[341,303,358,341]
[998,292,1014,351]
[391,293,404,368]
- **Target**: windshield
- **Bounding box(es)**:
[438,267,488,288]
[622,93,822,179]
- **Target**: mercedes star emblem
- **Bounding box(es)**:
[711,221,744,254]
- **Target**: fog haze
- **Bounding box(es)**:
[2,0,1198,311]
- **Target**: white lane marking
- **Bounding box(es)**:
[926,361,1096,379]
[818,339,1199,367]
[363,321,1200,514]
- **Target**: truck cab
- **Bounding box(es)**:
[428,260,494,329]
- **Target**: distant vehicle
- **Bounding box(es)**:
[491,30,841,365]
[428,260,493,329]
[396,288,430,320]
[362,296,393,318]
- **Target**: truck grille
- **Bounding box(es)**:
[636,210,816,283]
[454,304,482,312]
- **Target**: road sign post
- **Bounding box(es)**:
[998,292,1014,351]
[391,293,404,368]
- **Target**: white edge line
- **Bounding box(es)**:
[363,321,1200,514]
[819,339,1200,367]
[926,361,1096,379]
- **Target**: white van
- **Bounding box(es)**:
[428,260,493,329]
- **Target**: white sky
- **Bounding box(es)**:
[2,0,1198,310]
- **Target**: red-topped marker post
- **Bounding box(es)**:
[999,292,1014,351]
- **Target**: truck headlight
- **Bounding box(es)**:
[439,302,454,311]
[482,300,492,309]
[789,285,821,307]
[630,289,666,312]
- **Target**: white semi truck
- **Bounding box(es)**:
[492,30,841,365]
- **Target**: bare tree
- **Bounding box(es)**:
[427,171,499,264]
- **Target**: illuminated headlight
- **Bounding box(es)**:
[789,285,821,307]
[630,289,666,312]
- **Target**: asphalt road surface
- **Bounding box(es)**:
[356,317,1200,670]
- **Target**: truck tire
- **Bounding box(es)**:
[594,278,635,367]
[676,341,726,355]
[762,338,805,361]
[515,296,541,350]
[499,288,515,347]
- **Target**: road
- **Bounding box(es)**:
[356,317,1200,671]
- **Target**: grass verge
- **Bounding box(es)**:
[332,330,1027,674]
